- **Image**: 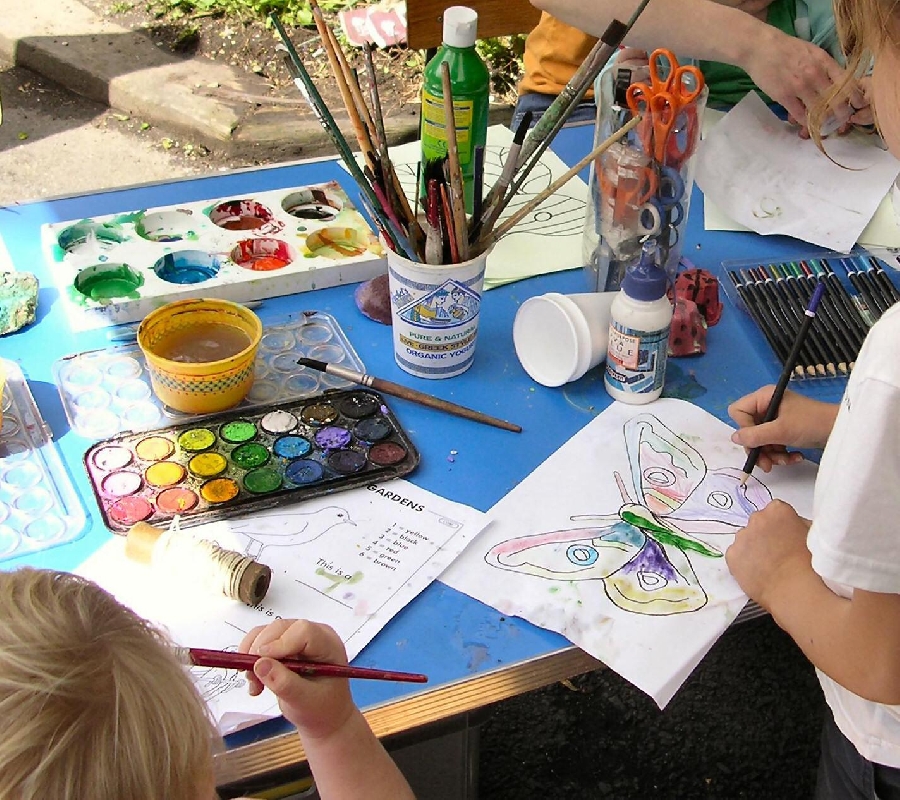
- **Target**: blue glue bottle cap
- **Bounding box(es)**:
[623,240,668,301]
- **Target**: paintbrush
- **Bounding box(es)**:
[297,358,522,433]
[483,115,642,248]
[739,281,825,485]
[178,647,428,683]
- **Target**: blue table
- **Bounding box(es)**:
[0,124,845,793]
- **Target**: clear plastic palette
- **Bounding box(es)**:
[0,359,87,562]
[53,311,367,440]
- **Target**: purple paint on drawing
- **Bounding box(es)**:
[314,426,351,450]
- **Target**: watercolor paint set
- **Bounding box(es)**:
[41,181,386,331]
[722,249,900,380]
[0,359,87,562]
[54,311,366,440]
[83,388,420,533]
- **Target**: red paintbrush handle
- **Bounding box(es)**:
[186,648,428,683]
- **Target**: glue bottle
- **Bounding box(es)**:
[420,5,490,215]
[604,239,674,404]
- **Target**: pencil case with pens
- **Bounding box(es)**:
[721,248,900,380]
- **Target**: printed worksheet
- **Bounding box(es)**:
[442,398,818,708]
[77,479,487,733]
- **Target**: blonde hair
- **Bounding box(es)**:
[810,0,900,143]
[0,568,219,800]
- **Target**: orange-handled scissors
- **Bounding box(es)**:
[626,86,679,163]
[648,48,705,111]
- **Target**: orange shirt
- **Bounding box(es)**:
[519,12,598,98]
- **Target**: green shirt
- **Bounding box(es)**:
[699,0,796,106]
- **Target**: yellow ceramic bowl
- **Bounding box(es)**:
[137,299,263,414]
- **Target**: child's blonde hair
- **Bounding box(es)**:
[810,0,900,140]
[0,568,219,800]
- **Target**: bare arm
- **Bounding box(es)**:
[727,501,900,703]
[531,0,862,127]
[240,620,415,800]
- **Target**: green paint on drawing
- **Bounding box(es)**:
[316,567,364,593]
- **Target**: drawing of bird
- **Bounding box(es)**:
[230,506,356,560]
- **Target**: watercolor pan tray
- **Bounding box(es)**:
[0,359,87,562]
[83,389,420,533]
[53,311,366,440]
[41,180,387,331]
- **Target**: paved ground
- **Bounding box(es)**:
[0,9,828,797]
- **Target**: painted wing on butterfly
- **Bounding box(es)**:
[485,414,772,616]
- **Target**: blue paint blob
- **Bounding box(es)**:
[152,250,220,285]
[272,435,312,459]
[314,426,352,450]
[353,416,392,442]
[285,458,325,485]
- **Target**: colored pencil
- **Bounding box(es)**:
[180,647,428,683]
[740,282,825,484]
[728,271,798,376]
[752,267,834,376]
[812,260,870,350]
[838,256,885,322]
[297,358,523,433]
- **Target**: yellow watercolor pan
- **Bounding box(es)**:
[83,389,420,534]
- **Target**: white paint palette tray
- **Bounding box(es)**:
[53,311,366,440]
[41,181,386,331]
[0,359,87,562]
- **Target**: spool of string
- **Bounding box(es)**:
[125,519,272,606]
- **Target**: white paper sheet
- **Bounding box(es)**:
[695,92,900,252]
[441,399,817,708]
[77,480,488,733]
[358,125,588,288]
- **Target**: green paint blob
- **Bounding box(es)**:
[243,467,282,494]
[220,419,257,444]
[74,264,144,301]
[177,428,216,452]
[231,442,270,469]
[621,508,722,558]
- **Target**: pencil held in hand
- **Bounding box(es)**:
[739,281,825,484]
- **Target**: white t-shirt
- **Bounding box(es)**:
[808,303,900,767]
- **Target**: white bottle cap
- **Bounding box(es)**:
[443,6,478,48]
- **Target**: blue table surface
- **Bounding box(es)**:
[0,125,848,748]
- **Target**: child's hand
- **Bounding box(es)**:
[728,386,838,472]
[239,619,356,741]
[725,499,811,608]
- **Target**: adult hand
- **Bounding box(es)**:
[728,386,837,471]
[744,29,865,136]
[725,500,811,608]
[239,619,356,741]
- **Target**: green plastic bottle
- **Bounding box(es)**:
[420,5,490,215]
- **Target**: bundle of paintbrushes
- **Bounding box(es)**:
[270,0,653,265]
[726,254,900,379]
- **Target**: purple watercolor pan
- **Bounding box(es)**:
[82,389,419,533]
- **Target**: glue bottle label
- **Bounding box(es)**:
[605,322,669,394]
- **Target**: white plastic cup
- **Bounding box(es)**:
[384,239,491,379]
[513,291,617,387]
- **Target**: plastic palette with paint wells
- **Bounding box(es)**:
[41,180,387,331]
[53,311,367,440]
[0,359,87,562]
[83,388,420,533]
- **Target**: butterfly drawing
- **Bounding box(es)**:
[485,414,772,616]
